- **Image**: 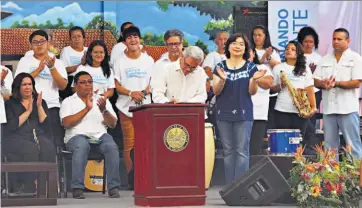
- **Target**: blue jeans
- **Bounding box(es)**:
[323,112,362,159]
[217,120,253,184]
[66,133,121,190]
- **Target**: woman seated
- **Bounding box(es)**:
[2,72,56,194]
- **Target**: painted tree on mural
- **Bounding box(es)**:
[157,1,266,40]
[141,32,190,48]
[10,18,74,29]
[85,15,118,39]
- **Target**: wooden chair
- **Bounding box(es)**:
[1,162,57,207]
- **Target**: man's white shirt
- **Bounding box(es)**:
[60,93,117,143]
[151,59,207,104]
[314,48,362,115]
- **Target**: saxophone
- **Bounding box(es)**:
[280,71,312,118]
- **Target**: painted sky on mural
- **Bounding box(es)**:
[1,1,218,51]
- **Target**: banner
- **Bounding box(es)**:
[268,1,319,59]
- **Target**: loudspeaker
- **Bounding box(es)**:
[219,156,290,206]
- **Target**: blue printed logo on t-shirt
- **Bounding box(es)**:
[125,67,147,78]
[92,75,108,84]
[70,56,81,65]
[30,67,52,80]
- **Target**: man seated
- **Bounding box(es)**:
[151,46,207,104]
[60,71,121,199]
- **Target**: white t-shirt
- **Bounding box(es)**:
[252,64,274,120]
[72,64,115,95]
[202,51,226,71]
[0,66,13,124]
[314,49,362,115]
[273,62,314,114]
[113,53,154,118]
[25,50,55,57]
[60,46,88,76]
[15,55,68,108]
[60,93,117,143]
[255,48,281,97]
[304,51,322,93]
[110,42,144,69]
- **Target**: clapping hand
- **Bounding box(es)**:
[216,66,227,81]
[81,51,86,65]
[97,96,107,113]
[253,69,266,80]
[85,93,93,111]
[1,69,8,81]
[37,92,43,108]
[44,56,56,69]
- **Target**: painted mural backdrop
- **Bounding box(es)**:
[1,1,265,53]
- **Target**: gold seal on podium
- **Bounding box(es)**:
[164,124,189,152]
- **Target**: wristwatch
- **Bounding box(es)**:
[267,56,271,61]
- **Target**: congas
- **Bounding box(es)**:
[267,129,302,155]
[205,123,215,189]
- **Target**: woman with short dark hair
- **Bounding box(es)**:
[2,72,55,194]
[213,33,266,183]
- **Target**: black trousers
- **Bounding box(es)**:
[274,110,308,137]
[3,136,56,193]
[310,90,322,126]
[266,96,277,130]
[250,120,267,155]
[49,107,65,147]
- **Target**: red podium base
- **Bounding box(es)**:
[131,104,206,207]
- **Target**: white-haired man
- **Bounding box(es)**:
[151,46,207,104]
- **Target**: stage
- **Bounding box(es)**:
[5,187,298,208]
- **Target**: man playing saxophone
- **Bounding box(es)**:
[271,41,317,141]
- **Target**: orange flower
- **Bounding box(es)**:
[305,164,315,173]
[311,185,321,197]
[342,144,352,154]
[313,144,324,154]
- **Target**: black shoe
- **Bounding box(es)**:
[108,187,120,198]
[72,188,85,199]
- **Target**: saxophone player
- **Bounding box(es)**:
[271,41,317,137]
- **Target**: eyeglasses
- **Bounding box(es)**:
[77,80,93,85]
[184,60,198,71]
[31,40,47,46]
[166,42,182,47]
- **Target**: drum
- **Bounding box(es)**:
[205,123,215,189]
[267,129,302,155]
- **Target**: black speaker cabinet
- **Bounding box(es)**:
[219,156,290,206]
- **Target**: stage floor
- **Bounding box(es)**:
[6,186,297,208]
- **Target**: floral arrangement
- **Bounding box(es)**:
[288,144,361,208]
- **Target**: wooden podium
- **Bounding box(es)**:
[130,104,206,207]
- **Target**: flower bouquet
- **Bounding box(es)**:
[288,144,361,208]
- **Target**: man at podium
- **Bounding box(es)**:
[151,46,207,104]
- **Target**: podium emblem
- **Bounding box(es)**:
[164,124,189,152]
